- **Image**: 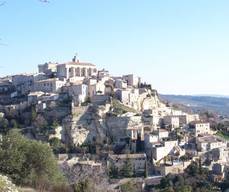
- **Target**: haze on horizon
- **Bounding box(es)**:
[0,0,228,95]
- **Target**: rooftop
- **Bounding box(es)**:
[57,60,96,67]
[108,153,146,160]
[197,135,223,143]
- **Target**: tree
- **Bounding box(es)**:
[186,162,199,176]
[0,117,9,133]
[108,163,118,179]
[160,177,171,189]
[10,119,18,128]
[0,130,66,190]
[121,156,133,178]
[73,179,91,192]
[31,107,37,122]
[175,185,192,192]
[49,137,66,154]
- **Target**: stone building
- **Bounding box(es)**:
[38,62,57,75]
[56,57,97,80]
[0,80,15,95]
[12,74,34,95]
[122,74,141,87]
[107,153,147,177]
[63,83,88,105]
[163,116,180,129]
[34,78,66,93]
[196,135,226,152]
[190,122,211,136]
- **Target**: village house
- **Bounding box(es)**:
[27,91,45,104]
[186,113,200,123]
[144,129,170,156]
[86,78,106,97]
[196,135,226,152]
[206,147,229,163]
[38,62,57,75]
[155,160,192,176]
[12,74,34,95]
[115,88,139,108]
[34,78,66,93]
[60,157,103,183]
[210,163,229,182]
[107,153,147,177]
[0,80,15,95]
[97,68,109,79]
[190,122,211,136]
[62,83,88,105]
[142,110,161,131]
[122,74,141,87]
[163,116,180,130]
[115,79,128,89]
[151,140,185,164]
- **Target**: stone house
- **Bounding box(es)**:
[122,74,141,87]
[196,135,226,152]
[63,83,88,105]
[12,74,34,95]
[34,78,66,93]
[190,122,211,136]
[107,153,147,177]
[151,140,185,163]
[38,62,57,75]
[163,116,180,129]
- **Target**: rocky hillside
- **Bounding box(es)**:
[63,90,167,147]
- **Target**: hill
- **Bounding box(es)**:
[160,94,229,116]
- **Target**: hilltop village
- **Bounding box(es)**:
[0,56,228,191]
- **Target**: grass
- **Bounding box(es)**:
[112,99,137,115]
[216,131,229,141]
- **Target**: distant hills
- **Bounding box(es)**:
[160,94,229,116]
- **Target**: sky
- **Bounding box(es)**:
[0,0,229,95]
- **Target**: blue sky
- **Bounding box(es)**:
[0,0,229,95]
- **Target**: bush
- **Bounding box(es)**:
[0,130,66,190]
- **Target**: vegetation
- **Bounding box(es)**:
[216,131,229,141]
[112,99,137,115]
[108,163,119,179]
[121,157,133,178]
[49,137,67,154]
[0,130,67,191]
[73,179,95,192]
[120,181,139,192]
[153,162,220,192]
